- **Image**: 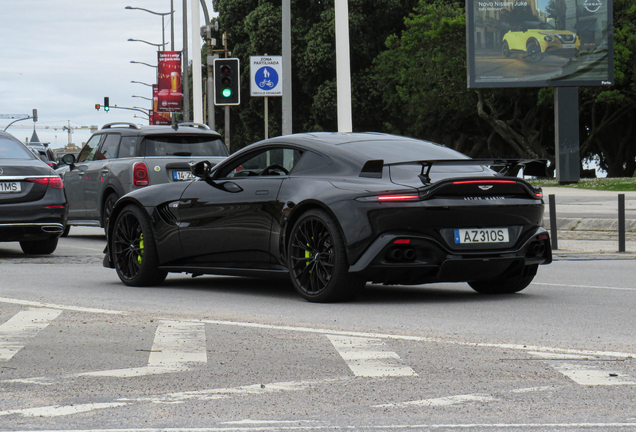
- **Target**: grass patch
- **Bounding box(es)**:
[529,178,636,191]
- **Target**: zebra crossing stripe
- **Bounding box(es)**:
[0,308,62,361]
[529,351,636,386]
[79,320,207,378]
[327,334,418,377]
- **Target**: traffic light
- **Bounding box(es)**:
[214,58,240,106]
[104,97,110,112]
[95,104,101,111]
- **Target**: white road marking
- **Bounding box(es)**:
[5,320,207,384]
[534,282,636,292]
[327,335,417,377]
[7,423,636,431]
[0,296,124,314]
[79,320,207,377]
[0,402,127,418]
[373,386,553,408]
[194,318,636,359]
[529,351,636,386]
[119,378,349,404]
[0,308,62,361]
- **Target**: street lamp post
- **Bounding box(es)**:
[132,95,152,101]
[125,6,174,50]
[130,60,157,69]
[128,38,168,50]
[131,80,153,87]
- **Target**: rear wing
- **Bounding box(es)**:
[360,158,548,184]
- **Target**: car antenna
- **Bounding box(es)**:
[171,116,178,131]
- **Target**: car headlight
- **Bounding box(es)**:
[544,36,553,42]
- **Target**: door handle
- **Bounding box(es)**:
[256,190,269,195]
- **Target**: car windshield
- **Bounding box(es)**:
[0,137,34,159]
[143,135,228,157]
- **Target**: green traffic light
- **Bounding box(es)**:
[222,88,232,98]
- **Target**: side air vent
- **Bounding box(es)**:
[157,203,178,226]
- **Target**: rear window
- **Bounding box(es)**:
[340,139,468,164]
[0,137,34,159]
[142,135,228,157]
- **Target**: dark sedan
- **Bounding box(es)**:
[104,132,551,302]
[0,131,67,254]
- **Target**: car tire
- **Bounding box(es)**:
[287,209,365,303]
[502,41,511,58]
[526,40,542,62]
[468,264,538,294]
[102,192,118,231]
[20,237,58,255]
[110,204,168,287]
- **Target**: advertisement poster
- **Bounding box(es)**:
[157,51,183,112]
[151,85,171,125]
[466,0,613,88]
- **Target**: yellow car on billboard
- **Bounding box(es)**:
[502,21,580,62]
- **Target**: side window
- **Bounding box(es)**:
[98,134,121,160]
[76,134,103,163]
[118,136,138,158]
[219,147,304,179]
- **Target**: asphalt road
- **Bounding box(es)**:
[1,228,635,431]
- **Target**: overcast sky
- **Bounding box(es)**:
[0,0,214,149]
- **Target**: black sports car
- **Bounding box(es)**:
[104,132,551,302]
[0,131,67,254]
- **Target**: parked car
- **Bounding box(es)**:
[502,21,580,61]
[0,131,67,254]
[27,143,58,169]
[103,132,552,302]
[57,122,228,235]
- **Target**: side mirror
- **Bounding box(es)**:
[189,160,213,179]
[62,153,76,168]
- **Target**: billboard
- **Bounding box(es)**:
[150,85,171,125]
[466,0,613,88]
[157,51,183,112]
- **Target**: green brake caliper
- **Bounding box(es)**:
[137,233,144,264]
[305,239,314,273]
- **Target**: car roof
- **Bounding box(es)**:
[96,122,223,138]
[261,132,466,165]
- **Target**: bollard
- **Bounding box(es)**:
[549,194,558,250]
[618,194,625,253]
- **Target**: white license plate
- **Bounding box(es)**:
[0,182,21,193]
[454,228,509,244]
[173,171,195,181]
[561,43,575,48]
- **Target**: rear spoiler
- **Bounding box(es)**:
[359,158,548,184]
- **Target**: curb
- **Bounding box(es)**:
[544,217,636,232]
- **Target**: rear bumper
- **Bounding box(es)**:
[0,223,65,242]
[0,202,67,242]
[350,227,551,285]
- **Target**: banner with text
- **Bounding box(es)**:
[157,51,183,112]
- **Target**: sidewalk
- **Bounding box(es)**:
[541,187,636,258]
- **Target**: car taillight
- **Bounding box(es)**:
[26,176,64,189]
[452,180,517,185]
[133,162,149,187]
[377,194,419,202]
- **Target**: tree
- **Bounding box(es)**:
[212,0,417,151]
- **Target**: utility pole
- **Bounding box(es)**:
[182,0,190,121]
[282,0,292,135]
[335,0,352,133]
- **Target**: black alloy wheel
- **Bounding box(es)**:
[526,40,543,62]
[287,209,365,302]
[102,193,118,231]
[111,204,167,287]
[502,41,511,58]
